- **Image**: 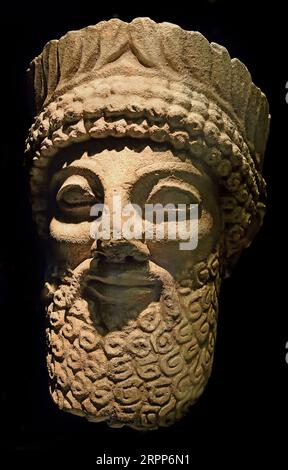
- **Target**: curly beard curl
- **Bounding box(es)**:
[45,247,221,430]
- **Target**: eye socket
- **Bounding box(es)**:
[147,186,199,205]
[55,174,103,222]
[145,179,202,221]
[57,185,96,208]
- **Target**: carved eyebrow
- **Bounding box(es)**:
[135,162,203,179]
[49,166,102,196]
[132,163,212,198]
[130,168,212,211]
[146,178,202,204]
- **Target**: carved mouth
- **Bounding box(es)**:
[84,274,161,305]
[85,273,160,288]
[82,262,162,305]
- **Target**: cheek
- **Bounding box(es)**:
[49,218,93,268]
[147,206,221,276]
[50,218,92,243]
[195,208,221,261]
[198,207,221,244]
[147,240,194,276]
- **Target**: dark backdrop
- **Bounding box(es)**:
[1,0,287,465]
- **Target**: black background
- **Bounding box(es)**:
[1,0,287,465]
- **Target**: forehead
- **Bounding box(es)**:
[51,143,216,194]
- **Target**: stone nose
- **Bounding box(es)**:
[91,239,150,263]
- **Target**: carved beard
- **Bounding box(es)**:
[46,248,220,430]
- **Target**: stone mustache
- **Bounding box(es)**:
[26,18,269,430]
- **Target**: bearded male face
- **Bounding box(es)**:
[26,18,269,429]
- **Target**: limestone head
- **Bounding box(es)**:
[26,18,269,429]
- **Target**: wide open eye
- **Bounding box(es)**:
[57,185,95,207]
[56,175,103,221]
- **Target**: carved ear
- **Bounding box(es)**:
[224,202,266,278]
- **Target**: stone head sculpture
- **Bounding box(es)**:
[26,18,269,430]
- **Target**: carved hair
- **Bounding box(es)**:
[26,18,269,275]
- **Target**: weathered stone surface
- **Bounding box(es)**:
[26,18,269,429]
